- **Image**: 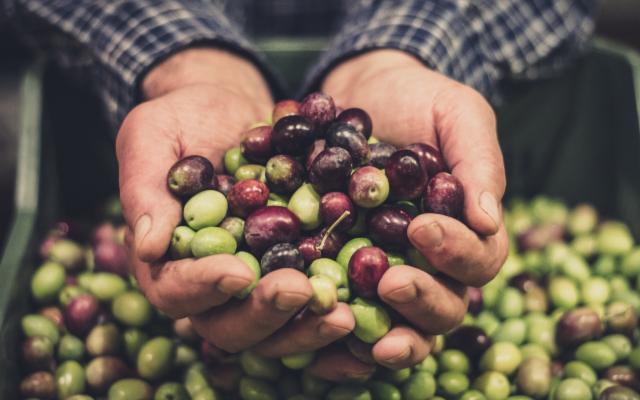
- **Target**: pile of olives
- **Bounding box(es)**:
[166,92,464,344]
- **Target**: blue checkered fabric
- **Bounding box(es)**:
[1,0,599,128]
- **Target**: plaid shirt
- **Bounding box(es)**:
[1,0,599,128]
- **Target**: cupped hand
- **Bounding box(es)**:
[117,48,354,356]
[307,49,509,379]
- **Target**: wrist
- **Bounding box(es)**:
[322,49,423,95]
[142,47,272,104]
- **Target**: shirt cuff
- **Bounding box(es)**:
[302,1,493,100]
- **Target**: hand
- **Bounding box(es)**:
[306,50,509,379]
[117,48,354,355]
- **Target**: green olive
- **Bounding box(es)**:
[491,319,527,345]
[308,275,338,315]
[224,146,249,175]
[240,351,282,381]
[235,251,261,299]
[137,336,175,380]
[386,252,406,266]
[88,272,127,301]
[479,342,523,375]
[108,378,153,400]
[381,367,412,384]
[58,285,87,307]
[86,323,121,357]
[154,382,190,400]
[58,334,85,361]
[597,221,634,256]
[31,261,66,304]
[288,183,321,231]
[439,349,470,374]
[239,377,278,400]
[459,390,488,400]
[337,237,373,269]
[402,371,436,400]
[175,343,198,368]
[21,314,60,344]
[367,380,401,400]
[49,239,85,271]
[235,164,267,182]
[563,361,597,386]
[183,363,210,396]
[581,276,610,305]
[184,190,228,230]
[327,384,372,400]
[190,227,237,258]
[602,334,633,361]
[415,355,438,374]
[124,328,148,363]
[438,371,470,397]
[55,360,86,399]
[515,357,551,398]
[308,258,348,288]
[112,291,153,327]
[192,387,220,400]
[575,341,617,370]
[350,297,391,343]
[220,217,245,243]
[495,288,525,319]
[552,378,592,400]
[170,226,196,259]
[281,352,315,370]
[473,371,510,400]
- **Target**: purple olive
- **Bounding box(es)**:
[348,166,390,208]
[325,122,370,166]
[336,108,372,138]
[65,294,100,336]
[309,147,353,194]
[366,206,411,249]
[348,246,390,298]
[22,336,55,372]
[227,179,270,218]
[555,307,603,347]
[508,272,540,293]
[405,143,446,177]
[272,99,301,124]
[423,172,465,219]
[299,92,336,127]
[272,115,316,156]
[216,174,236,196]
[467,287,483,315]
[93,240,129,278]
[385,150,427,200]
[320,192,357,232]
[517,224,566,252]
[241,125,273,163]
[86,356,131,394]
[265,155,305,194]
[446,326,492,360]
[261,243,305,274]
[244,206,302,254]
[603,366,640,392]
[20,371,55,399]
[368,142,397,169]
[167,155,214,197]
[306,139,326,170]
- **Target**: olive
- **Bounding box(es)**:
[86,356,130,394]
[154,382,190,400]
[350,297,391,343]
[20,371,56,399]
[55,360,86,399]
[108,378,153,400]
[137,337,175,380]
[86,323,121,356]
[515,357,551,398]
[31,261,66,304]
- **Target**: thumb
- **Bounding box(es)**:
[434,86,506,236]
[116,105,183,262]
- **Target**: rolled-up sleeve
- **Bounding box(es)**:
[1,0,272,127]
[306,0,600,101]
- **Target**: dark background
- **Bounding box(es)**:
[0,0,639,247]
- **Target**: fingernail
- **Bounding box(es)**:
[134,214,151,250]
[274,292,308,312]
[385,282,417,304]
[216,276,251,295]
[412,222,443,249]
[479,191,500,230]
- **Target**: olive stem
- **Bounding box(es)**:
[317,210,351,251]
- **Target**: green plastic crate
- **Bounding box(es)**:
[0,39,638,398]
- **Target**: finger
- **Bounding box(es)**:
[434,86,506,235]
[132,253,255,318]
[372,325,434,369]
[378,265,468,334]
[407,213,508,286]
[254,303,355,357]
[189,269,312,353]
[307,346,376,382]
[116,103,184,263]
